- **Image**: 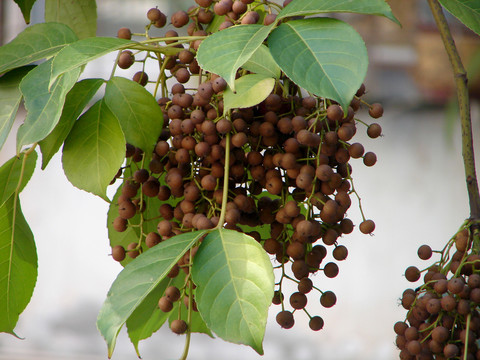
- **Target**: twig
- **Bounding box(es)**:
[426,0,480,229]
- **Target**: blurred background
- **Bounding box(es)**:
[0,0,479,359]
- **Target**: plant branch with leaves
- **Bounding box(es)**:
[1,0,398,359]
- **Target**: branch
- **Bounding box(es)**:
[426,0,480,222]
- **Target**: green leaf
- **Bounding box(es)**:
[45,0,97,39]
[127,274,185,356]
[242,44,281,79]
[206,14,226,33]
[0,23,78,75]
[97,230,208,358]
[13,0,37,24]
[196,24,274,91]
[277,0,400,25]
[0,151,38,208]
[191,228,274,355]
[223,74,275,114]
[50,37,132,85]
[0,66,35,152]
[104,77,164,155]
[269,18,368,110]
[62,99,125,201]
[39,78,103,169]
[0,195,37,334]
[17,60,81,152]
[439,0,480,35]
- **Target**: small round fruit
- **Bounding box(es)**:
[171,11,189,28]
[417,245,432,260]
[320,291,336,308]
[363,152,377,167]
[147,8,162,22]
[290,292,307,309]
[158,296,173,312]
[369,103,384,118]
[309,316,324,331]
[113,216,127,232]
[276,310,294,329]
[272,290,284,305]
[127,242,140,259]
[133,71,148,86]
[171,319,188,334]
[405,266,421,282]
[359,219,375,234]
[117,27,131,39]
[367,123,382,138]
[112,245,126,262]
[298,277,313,294]
[165,286,181,302]
[118,50,134,69]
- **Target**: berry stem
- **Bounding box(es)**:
[464,313,471,360]
[216,132,231,228]
[426,0,480,234]
[179,277,193,360]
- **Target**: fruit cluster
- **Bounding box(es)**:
[108,0,383,336]
[396,225,480,359]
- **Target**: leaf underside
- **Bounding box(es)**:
[17,59,81,153]
[0,22,78,75]
[0,195,37,335]
[278,0,400,25]
[0,66,35,152]
[0,151,38,208]
[439,0,480,36]
[223,74,275,114]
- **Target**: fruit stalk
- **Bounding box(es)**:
[426,0,480,226]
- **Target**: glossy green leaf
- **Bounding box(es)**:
[39,78,103,169]
[242,44,281,79]
[439,0,480,35]
[0,195,37,334]
[45,0,98,39]
[17,60,81,152]
[0,151,38,208]
[13,0,37,24]
[278,0,399,24]
[0,23,78,75]
[97,230,208,358]
[62,99,125,201]
[127,274,185,356]
[50,37,132,85]
[191,228,274,355]
[223,74,275,114]
[196,24,274,91]
[269,18,367,110]
[104,77,163,155]
[0,66,34,152]
[205,14,226,33]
